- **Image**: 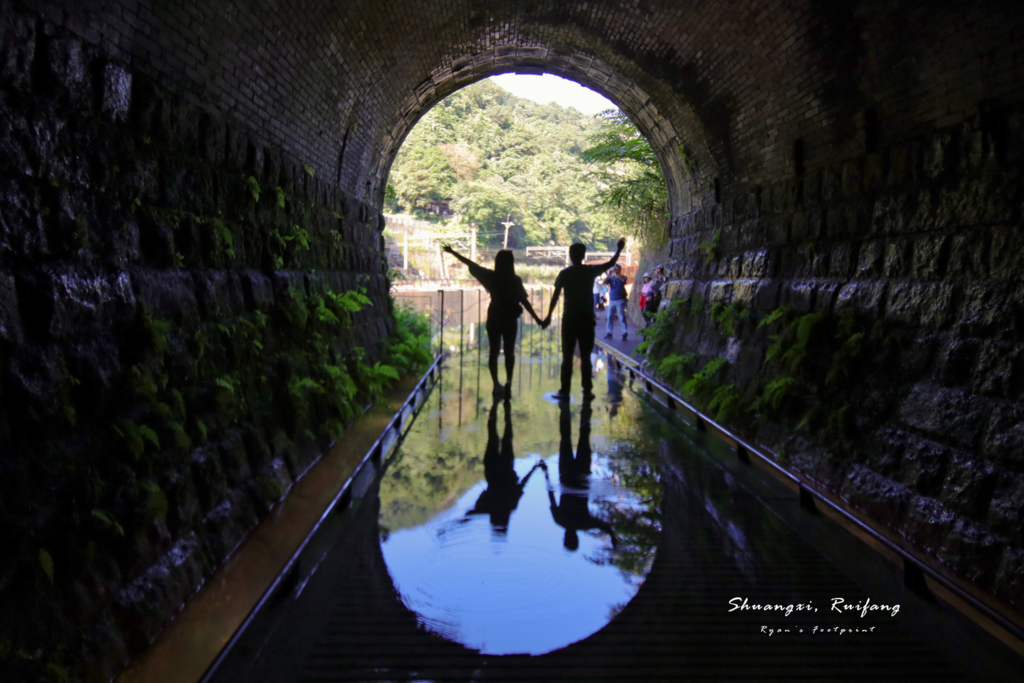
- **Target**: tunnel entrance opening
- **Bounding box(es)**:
[373,61,703,235]
[381,70,675,288]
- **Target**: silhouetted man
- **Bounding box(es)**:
[466,400,543,534]
[543,238,626,402]
[541,402,617,551]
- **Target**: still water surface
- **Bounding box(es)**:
[208,320,1022,682]
[379,334,658,655]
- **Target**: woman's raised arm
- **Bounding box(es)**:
[442,243,488,281]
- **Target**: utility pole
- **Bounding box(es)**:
[436,241,448,281]
[471,223,477,263]
[501,214,515,250]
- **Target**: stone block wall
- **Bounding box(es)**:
[0,5,393,680]
[659,107,1024,612]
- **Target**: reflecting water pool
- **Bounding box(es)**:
[208,322,1023,683]
[379,345,660,655]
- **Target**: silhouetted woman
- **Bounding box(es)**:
[442,244,543,398]
[466,400,544,534]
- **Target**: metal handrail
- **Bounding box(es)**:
[597,340,1024,649]
[198,352,446,683]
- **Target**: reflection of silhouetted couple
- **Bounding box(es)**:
[466,401,543,533]
[542,402,617,552]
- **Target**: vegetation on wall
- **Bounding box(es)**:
[3,277,433,682]
[0,85,435,682]
[638,295,912,462]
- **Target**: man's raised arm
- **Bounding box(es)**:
[597,238,628,274]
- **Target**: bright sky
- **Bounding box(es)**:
[488,73,617,116]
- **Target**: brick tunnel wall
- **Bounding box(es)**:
[649,0,1024,617]
[0,2,394,679]
[661,113,1024,608]
[2,0,1024,678]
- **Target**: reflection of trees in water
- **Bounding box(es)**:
[379,367,564,534]
[379,440,485,533]
[589,444,663,585]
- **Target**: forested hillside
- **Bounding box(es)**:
[386,79,622,250]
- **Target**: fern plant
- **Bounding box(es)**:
[211,217,235,259]
[358,361,400,397]
[246,176,261,202]
[758,304,793,329]
[386,303,433,375]
[710,300,747,337]
[655,353,695,388]
[751,376,794,418]
[698,228,721,264]
[214,376,236,405]
[634,298,685,356]
[708,384,742,422]
[681,356,727,406]
[328,289,372,314]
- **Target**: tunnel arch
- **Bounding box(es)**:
[43,0,1024,224]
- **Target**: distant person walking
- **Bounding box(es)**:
[443,244,544,399]
[645,264,665,326]
[542,238,626,401]
[604,264,629,341]
[592,278,603,312]
[639,272,653,318]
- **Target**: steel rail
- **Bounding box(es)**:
[198,352,446,683]
[597,339,1024,653]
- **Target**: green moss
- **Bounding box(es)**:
[698,228,721,264]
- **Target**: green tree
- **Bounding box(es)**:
[392,144,458,210]
[387,79,639,251]
[383,183,399,213]
[452,181,524,247]
[582,110,669,247]
[439,143,481,182]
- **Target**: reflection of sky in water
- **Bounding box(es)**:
[381,446,651,655]
[376,332,660,655]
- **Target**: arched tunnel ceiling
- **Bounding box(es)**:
[54,0,1024,214]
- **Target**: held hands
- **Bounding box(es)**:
[541,315,551,330]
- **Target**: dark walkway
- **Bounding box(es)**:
[207,327,1021,682]
[593,305,642,358]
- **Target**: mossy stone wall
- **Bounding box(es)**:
[0,6,394,680]
[654,109,1024,614]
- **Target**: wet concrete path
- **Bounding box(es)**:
[208,324,1021,682]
